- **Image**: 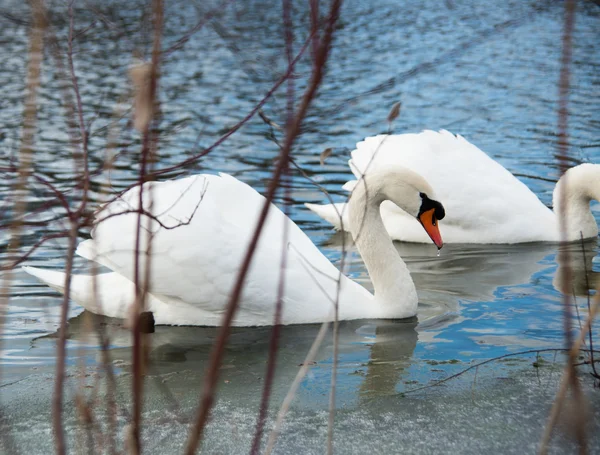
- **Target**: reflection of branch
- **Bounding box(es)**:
[162,0,235,56]
[404,348,600,396]
[1,233,70,270]
[539,295,600,454]
[539,1,588,453]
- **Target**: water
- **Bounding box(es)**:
[1,0,600,453]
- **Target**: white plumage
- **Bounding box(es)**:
[306,130,600,243]
[24,167,442,326]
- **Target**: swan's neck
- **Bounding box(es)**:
[553,164,600,241]
[348,179,417,318]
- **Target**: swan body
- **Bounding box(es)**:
[306,130,600,244]
[24,169,443,326]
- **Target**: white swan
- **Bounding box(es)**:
[23,167,444,326]
[306,130,600,244]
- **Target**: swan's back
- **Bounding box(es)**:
[78,173,370,325]
[349,130,556,243]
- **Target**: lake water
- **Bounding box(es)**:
[1,0,600,453]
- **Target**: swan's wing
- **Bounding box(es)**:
[349,130,556,243]
[81,173,367,323]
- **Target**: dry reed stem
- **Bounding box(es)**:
[129,1,163,452]
[264,321,331,455]
[44,3,135,451]
[538,293,599,454]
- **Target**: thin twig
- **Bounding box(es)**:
[404,348,600,396]
[151,33,314,178]
[130,1,163,452]
[0,232,71,271]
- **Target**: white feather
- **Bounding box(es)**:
[306,130,600,243]
[24,168,438,326]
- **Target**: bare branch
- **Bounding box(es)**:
[0,232,71,271]
[249,2,296,450]
[151,32,314,178]
[184,2,343,453]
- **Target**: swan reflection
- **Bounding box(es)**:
[323,232,599,308]
[60,313,419,408]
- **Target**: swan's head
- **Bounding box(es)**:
[379,167,446,248]
[416,192,446,248]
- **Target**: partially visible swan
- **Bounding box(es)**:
[306,130,600,244]
[23,167,445,326]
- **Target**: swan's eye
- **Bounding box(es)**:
[435,204,445,220]
[418,194,445,220]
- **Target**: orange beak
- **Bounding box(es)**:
[418,208,443,249]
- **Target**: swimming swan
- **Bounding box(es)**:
[23,167,444,326]
[306,130,600,244]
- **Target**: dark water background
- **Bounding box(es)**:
[1,0,600,453]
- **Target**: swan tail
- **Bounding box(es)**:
[305,202,349,230]
[22,266,133,318]
[342,180,357,192]
[23,266,70,294]
[75,239,96,261]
